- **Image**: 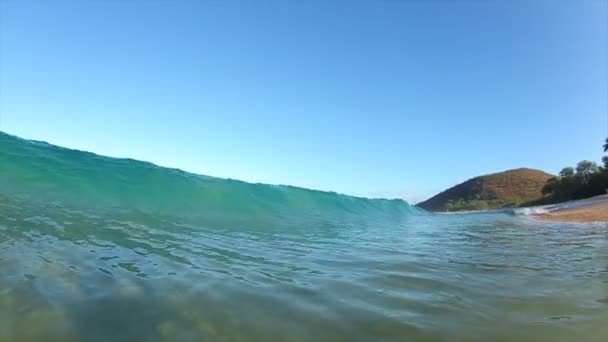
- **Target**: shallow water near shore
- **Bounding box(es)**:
[2,132,608,341]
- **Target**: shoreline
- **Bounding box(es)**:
[532,196,608,223]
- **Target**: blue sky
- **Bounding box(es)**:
[0,0,606,203]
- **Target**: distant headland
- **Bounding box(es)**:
[418,138,608,214]
[416,168,554,212]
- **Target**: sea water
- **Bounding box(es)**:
[1,132,607,341]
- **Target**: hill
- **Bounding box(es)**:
[417,168,555,212]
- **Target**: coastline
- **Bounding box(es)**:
[532,195,608,223]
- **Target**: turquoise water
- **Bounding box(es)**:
[1,132,608,341]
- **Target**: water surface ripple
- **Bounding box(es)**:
[2,199,608,341]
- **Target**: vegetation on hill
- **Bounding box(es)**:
[418,138,608,212]
[533,139,608,205]
[417,168,554,212]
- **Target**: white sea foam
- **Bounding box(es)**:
[512,207,551,216]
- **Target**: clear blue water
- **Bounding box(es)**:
[1,132,608,341]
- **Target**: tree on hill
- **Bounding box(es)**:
[559,167,574,178]
[540,141,608,202]
[604,137,608,168]
[575,160,599,184]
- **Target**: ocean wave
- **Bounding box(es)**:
[2,132,608,341]
[0,132,423,229]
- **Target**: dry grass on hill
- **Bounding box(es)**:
[418,168,555,212]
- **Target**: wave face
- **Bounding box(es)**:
[0,132,421,230]
[2,132,608,341]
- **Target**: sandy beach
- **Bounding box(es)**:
[534,196,608,223]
